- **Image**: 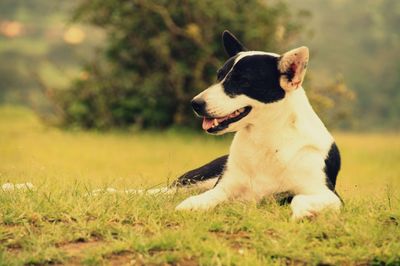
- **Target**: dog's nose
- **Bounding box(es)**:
[191,99,206,115]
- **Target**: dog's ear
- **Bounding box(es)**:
[222,30,246,57]
[278,46,309,91]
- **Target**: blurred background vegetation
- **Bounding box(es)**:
[0,0,398,131]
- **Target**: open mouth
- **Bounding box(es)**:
[202,106,252,133]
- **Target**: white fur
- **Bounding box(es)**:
[236,51,280,61]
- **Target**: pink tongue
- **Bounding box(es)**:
[202,117,214,130]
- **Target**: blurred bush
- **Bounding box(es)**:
[46,0,306,129]
[46,0,353,130]
[306,75,355,129]
[0,1,103,111]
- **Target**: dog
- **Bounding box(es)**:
[172,30,342,219]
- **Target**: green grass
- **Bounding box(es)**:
[0,106,399,265]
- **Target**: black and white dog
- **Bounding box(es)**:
[173,31,342,219]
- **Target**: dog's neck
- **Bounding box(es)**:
[255,89,306,127]
[236,88,313,144]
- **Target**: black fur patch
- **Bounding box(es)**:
[217,56,237,81]
[222,55,286,104]
[173,155,228,187]
[324,142,341,191]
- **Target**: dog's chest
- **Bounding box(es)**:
[232,148,292,197]
[231,129,299,175]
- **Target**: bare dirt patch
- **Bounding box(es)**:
[106,252,198,266]
[59,240,103,257]
[175,258,199,266]
[5,244,22,256]
[57,239,105,265]
[106,251,136,266]
[211,230,252,250]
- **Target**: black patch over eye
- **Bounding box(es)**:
[216,56,236,81]
[222,55,285,104]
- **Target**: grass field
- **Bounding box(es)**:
[0,106,399,265]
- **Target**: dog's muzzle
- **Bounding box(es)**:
[190,96,252,134]
[191,98,207,117]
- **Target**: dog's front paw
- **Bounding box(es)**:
[175,195,215,211]
[291,195,319,220]
[290,194,341,220]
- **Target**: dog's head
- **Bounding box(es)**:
[192,30,309,134]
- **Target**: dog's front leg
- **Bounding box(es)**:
[175,185,229,211]
[175,167,246,211]
[290,189,342,220]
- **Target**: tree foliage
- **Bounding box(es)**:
[291,0,400,130]
[49,0,307,129]
[305,75,355,128]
